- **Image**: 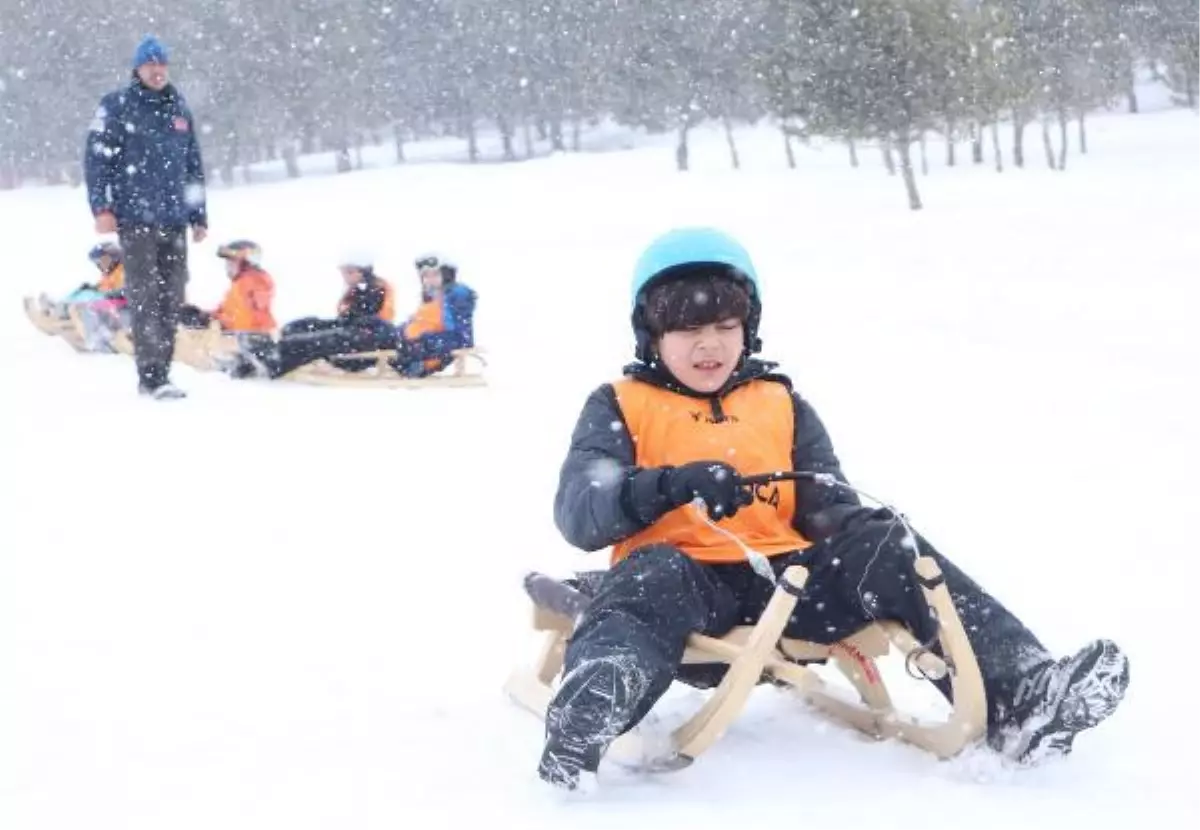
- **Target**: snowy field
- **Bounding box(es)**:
[2,107,1198,830]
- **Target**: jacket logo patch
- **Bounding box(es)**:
[172,117,189,132]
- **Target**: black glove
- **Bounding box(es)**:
[660,461,752,521]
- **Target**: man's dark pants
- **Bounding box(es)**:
[119,225,188,389]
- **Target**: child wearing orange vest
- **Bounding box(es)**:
[389,254,477,377]
[537,228,1130,790]
[40,242,131,352]
[179,240,277,333]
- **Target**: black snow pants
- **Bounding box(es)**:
[119,225,189,389]
[259,316,397,378]
[561,514,1052,741]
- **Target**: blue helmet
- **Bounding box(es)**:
[629,227,762,362]
[88,241,122,265]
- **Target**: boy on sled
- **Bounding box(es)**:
[537,227,1130,791]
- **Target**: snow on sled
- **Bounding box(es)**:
[22,296,89,352]
[504,521,987,771]
[281,347,488,389]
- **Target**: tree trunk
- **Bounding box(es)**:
[571,118,582,152]
[1013,114,1026,168]
[498,114,516,161]
[847,137,858,168]
[1078,112,1087,155]
[895,138,922,210]
[1186,69,1197,109]
[466,121,479,163]
[782,128,796,169]
[919,133,929,175]
[1041,119,1057,170]
[722,116,740,170]
[971,123,984,164]
[536,119,548,141]
[522,119,534,159]
[300,123,317,155]
[881,140,896,175]
[550,119,565,152]
[1057,110,1068,171]
[675,123,690,172]
[393,124,406,163]
[946,120,956,166]
[354,133,364,170]
[283,145,301,179]
[265,143,278,162]
[335,146,352,173]
[990,121,1003,172]
[222,134,239,187]
[1127,64,1139,113]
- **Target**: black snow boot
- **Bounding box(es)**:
[990,638,1130,765]
[538,654,647,790]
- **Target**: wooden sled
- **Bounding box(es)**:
[173,322,242,371]
[283,347,488,389]
[504,555,987,770]
[22,296,89,352]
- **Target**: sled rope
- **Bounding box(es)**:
[696,470,946,677]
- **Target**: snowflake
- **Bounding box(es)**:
[184,183,206,207]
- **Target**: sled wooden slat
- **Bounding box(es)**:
[504,555,988,769]
[283,346,488,389]
[23,296,89,352]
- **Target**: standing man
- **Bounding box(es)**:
[84,35,208,400]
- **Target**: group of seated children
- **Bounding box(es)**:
[47,240,477,380]
[215,249,476,380]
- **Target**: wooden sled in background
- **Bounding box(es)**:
[283,347,488,389]
[504,531,987,771]
[22,296,89,352]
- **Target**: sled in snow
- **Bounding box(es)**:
[170,322,242,372]
[22,296,89,352]
[282,347,488,389]
[504,483,987,771]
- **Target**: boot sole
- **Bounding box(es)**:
[1010,639,1129,763]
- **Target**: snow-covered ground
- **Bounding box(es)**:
[2,107,1198,830]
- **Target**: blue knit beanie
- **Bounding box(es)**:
[132,35,169,68]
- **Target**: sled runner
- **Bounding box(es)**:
[22,296,88,352]
[282,347,488,389]
[504,473,987,770]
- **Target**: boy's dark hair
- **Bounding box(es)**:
[642,267,752,337]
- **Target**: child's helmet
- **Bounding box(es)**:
[337,247,375,273]
[414,253,458,283]
[217,239,263,268]
[88,241,122,265]
[630,227,762,362]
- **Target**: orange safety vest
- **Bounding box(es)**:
[214,268,276,333]
[610,377,811,566]
[97,263,124,294]
[379,280,395,322]
[402,295,444,340]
